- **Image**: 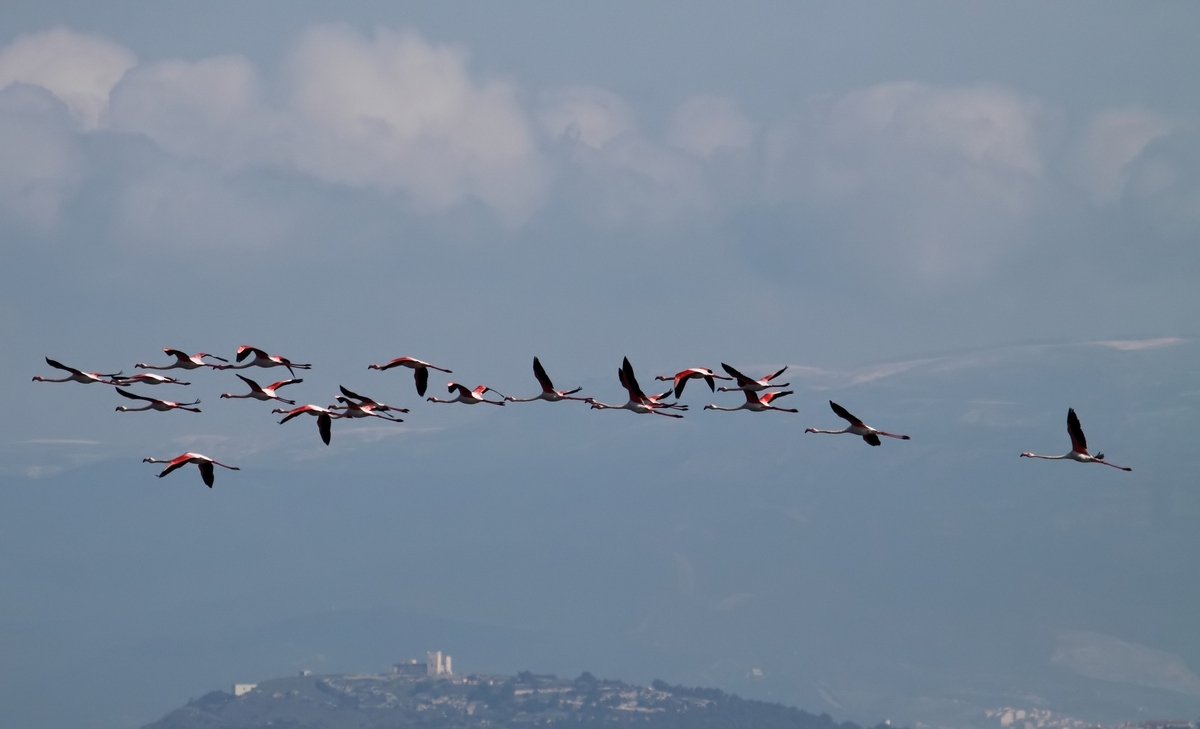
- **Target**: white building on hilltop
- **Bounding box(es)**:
[426,650,452,677]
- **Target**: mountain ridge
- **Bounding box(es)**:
[142,667,885,729]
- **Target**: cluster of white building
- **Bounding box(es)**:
[235,649,454,696]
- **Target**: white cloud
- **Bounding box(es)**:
[285,24,548,225]
[0,84,84,231]
[667,95,754,158]
[540,85,637,150]
[1074,108,1176,205]
[539,85,714,227]
[0,27,135,130]
[1091,337,1185,351]
[766,82,1049,280]
[105,25,550,226]
[1121,125,1200,238]
[108,54,282,169]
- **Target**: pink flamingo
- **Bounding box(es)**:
[273,404,343,446]
[705,389,799,413]
[428,383,507,405]
[135,349,227,371]
[220,374,304,405]
[113,373,191,386]
[224,346,312,378]
[1020,408,1131,471]
[333,385,409,415]
[804,401,910,445]
[505,357,587,403]
[143,453,239,488]
[587,358,685,418]
[32,357,122,385]
[718,363,790,393]
[115,388,201,413]
[367,356,452,397]
[655,367,732,398]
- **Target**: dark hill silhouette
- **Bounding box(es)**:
[142,669,887,729]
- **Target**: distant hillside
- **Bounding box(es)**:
[142,669,885,729]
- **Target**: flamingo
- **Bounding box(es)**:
[587,358,685,418]
[113,373,191,386]
[224,346,312,377]
[1020,408,1131,471]
[333,385,409,415]
[273,404,343,446]
[367,357,452,397]
[804,401,910,445]
[332,396,405,422]
[143,453,239,488]
[428,383,507,405]
[655,367,732,398]
[32,357,122,385]
[220,374,303,405]
[136,349,227,371]
[704,389,799,413]
[114,388,201,413]
[505,357,587,403]
[718,363,790,393]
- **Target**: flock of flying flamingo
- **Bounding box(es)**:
[32,345,1133,486]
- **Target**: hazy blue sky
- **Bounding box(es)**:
[2,4,1198,729]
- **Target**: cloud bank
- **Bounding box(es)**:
[1,23,1198,278]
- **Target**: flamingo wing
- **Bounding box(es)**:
[339,385,367,402]
[116,387,153,402]
[763,390,793,404]
[829,400,864,427]
[721,363,753,386]
[277,406,308,424]
[156,456,192,478]
[45,357,80,374]
[317,412,332,445]
[448,383,472,397]
[622,357,649,401]
[235,374,264,392]
[532,357,554,392]
[163,348,190,360]
[863,433,882,447]
[269,378,302,390]
[764,365,788,382]
[198,461,215,487]
[415,367,430,397]
[1066,408,1088,453]
[236,346,267,362]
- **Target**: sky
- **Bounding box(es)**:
[1,3,1199,729]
